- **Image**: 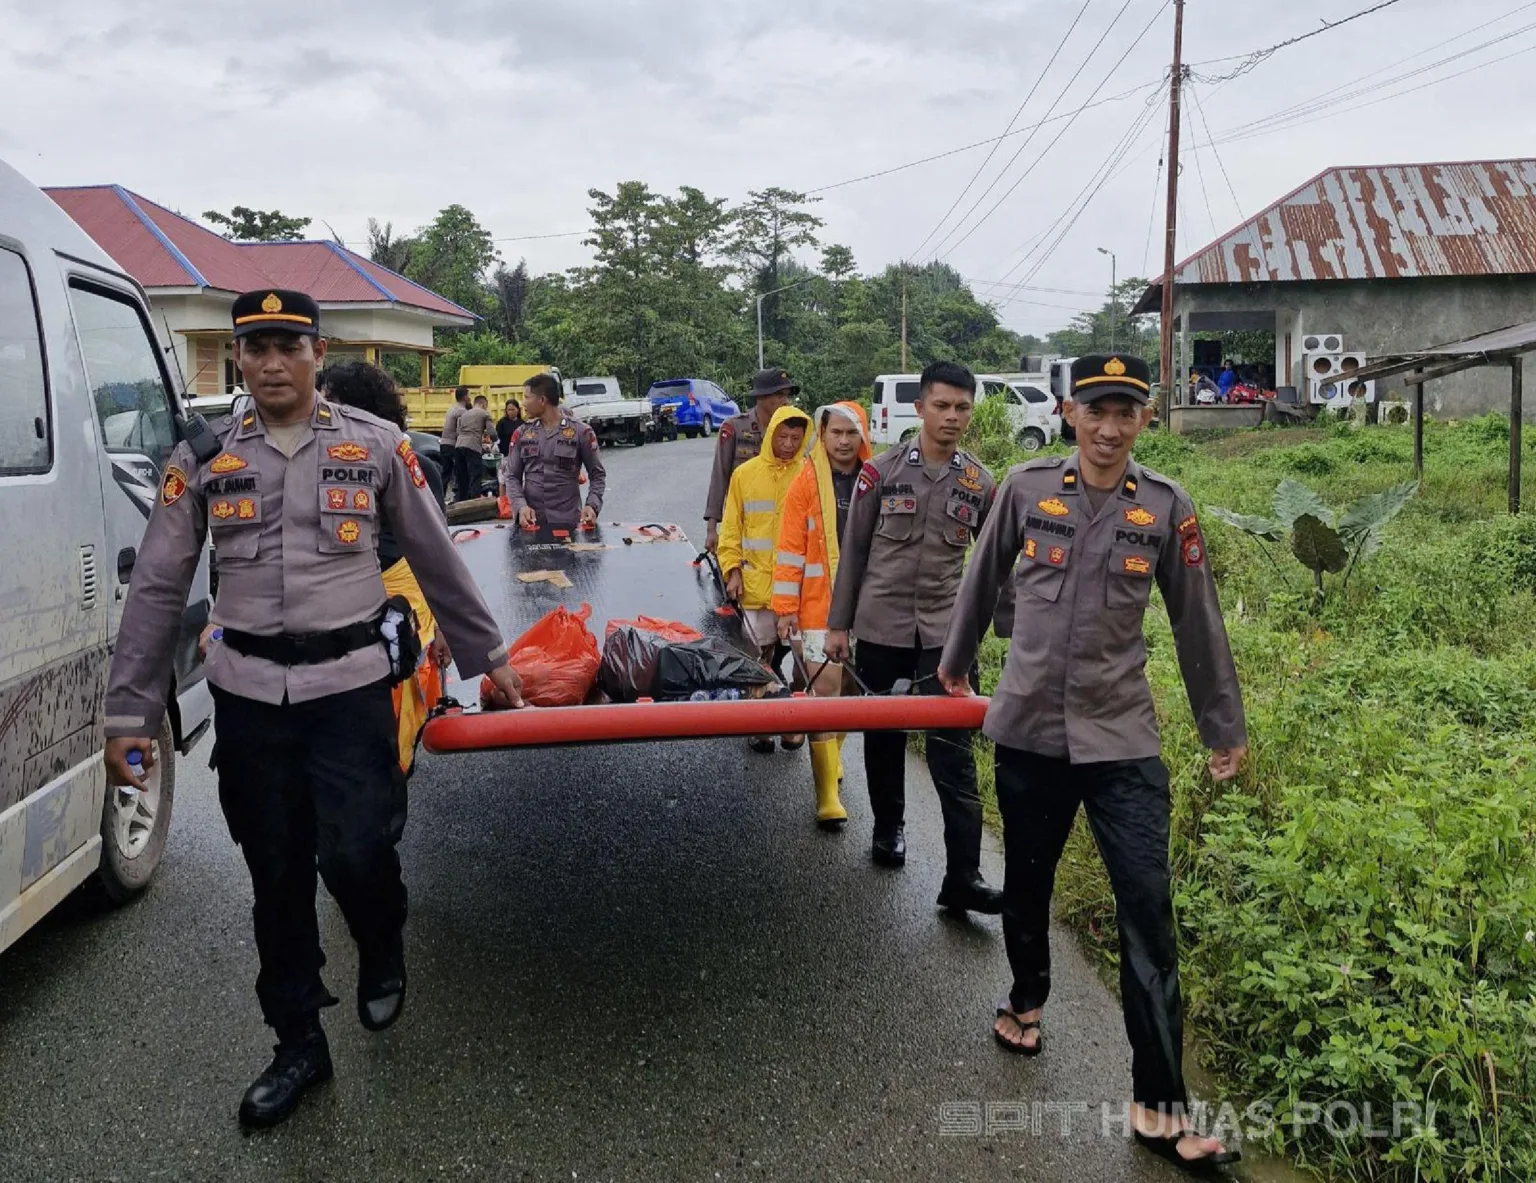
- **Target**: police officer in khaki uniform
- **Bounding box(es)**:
[939,354,1245,1175]
[826,360,1002,915]
[439,386,470,501]
[500,372,606,531]
[102,290,525,1130]
[703,368,796,553]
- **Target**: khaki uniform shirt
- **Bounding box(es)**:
[440,402,466,446]
[940,453,1247,763]
[455,406,494,452]
[103,399,509,739]
[703,411,767,523]
[498,413,606,526]
[828,444,997,649]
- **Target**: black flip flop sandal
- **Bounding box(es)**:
[993,1006,1043,1057]
[780,736,806,752]
[1133,1131,1242,1177]
[748,737,776,755]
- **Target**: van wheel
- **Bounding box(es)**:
[1018,428,1046,453]
[96,717,176,903]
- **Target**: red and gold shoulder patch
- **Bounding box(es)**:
[1037,497,1070,518]
[208,452,247,475]
[1182,535,1205,567]
[327,442,370,463]
[395,437,413,459]
[336,520,361,545]
[854,461,880,499]
[160,466,188,507]
[1123,555,1152,575]
[1177,514,1199,537]
[1124,507,1157,527]
[720,422,734,440]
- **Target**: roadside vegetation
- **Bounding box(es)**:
[963,408,1536,1182]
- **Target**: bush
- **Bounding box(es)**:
[971,420,1536,1181]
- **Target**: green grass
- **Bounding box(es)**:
[962,409,1536,1181]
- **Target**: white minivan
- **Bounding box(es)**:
[0,159,213,953]
[869,372,1060,452]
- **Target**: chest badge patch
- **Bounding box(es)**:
[327,442,370,463]
[1047,545,1067,567]
[237,498,257,520]
[1037,498,1070,518]
[958,476,982,492]
[209,452,247,475]
[1123,555,1152,575]
[336,520,362,545]
[210,500,236,520]
[883,496,917,513]
[1124,507,1157,527]
[326,488,347,510]
[160,466,188,506]
[353,489,371,510]
[1024,538,1038,559]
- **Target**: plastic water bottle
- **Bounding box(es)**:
[713,689,743,702]
[688,690,711,702]
[121,751,144,798]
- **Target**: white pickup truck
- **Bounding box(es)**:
[562,377,669,446]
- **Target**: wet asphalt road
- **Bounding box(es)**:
[0,435,1187,1182]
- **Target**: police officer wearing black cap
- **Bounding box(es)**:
[938,354,1245,1174]
[102,289,524,1129]
[703,367,798,554]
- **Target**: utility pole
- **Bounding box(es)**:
[1158,0,1186,423]
[900,266,910,372]
[1097,247,1118,353]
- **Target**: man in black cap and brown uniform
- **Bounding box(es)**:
[938,353,1246,1175]
[102,289,525,1130]
[703,368,798,554]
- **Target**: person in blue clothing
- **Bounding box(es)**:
[1216,361,1238,400]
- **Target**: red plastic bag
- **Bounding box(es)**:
[496,491,512,520]
[604,615,703,644]
[480,603,600,708]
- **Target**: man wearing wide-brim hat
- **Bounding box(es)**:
[703,367,799,555]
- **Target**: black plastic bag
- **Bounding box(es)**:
[598,629,779,702]
[654,638,778,700]
[598,627,668,702]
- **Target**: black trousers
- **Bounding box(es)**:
[453,446,478,502]
[995,744,1186,1109]
[212,681,407,1034]
[854,640,983,873]
[439,445,458,496]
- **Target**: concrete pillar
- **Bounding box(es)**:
[419,354,431,390]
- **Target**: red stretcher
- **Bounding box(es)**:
[421,521,990,753]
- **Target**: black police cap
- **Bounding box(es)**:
[1071,354,1152,405]
[231,289,320,338]
[748,367,800,400]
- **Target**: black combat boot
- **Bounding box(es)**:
[871,824,907,868]
[357,937,407,1032]
[936,869,1004,915]
[238,1017,332,1129]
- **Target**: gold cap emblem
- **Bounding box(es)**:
[1104,356,1126,376]
[261,292,283,313]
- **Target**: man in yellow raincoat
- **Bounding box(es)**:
[717,403,814,754]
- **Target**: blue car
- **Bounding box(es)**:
[647,378,740,438]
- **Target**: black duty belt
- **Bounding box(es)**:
[221,618,382,666]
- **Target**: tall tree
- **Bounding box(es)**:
[203,206,309,242]
[728,187,824,345]
[488,260,530,340]
[405,205,499,318]
[366,218,416,273]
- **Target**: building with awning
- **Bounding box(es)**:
[46,185,475,396]
[1134,159,1536,415]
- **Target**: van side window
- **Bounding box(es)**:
[0,248,51,475]
[893,381,920,404]
[1020,386,1050,404]
[70,283,178,473]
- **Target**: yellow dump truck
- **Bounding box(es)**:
[401,364,562,433]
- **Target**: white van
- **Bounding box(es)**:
[0,159,213,953]
[869,373,1060,451]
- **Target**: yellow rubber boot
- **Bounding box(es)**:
[811,739,848,831]
[836,733,847,785]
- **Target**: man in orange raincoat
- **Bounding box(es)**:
[771,402,871,829]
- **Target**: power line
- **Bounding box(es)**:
[1184,90,1219,242]
[1188,0,1407,83]
[931,0,1161,262]
[1188,82,1242,220]
[909,0,1098,259]
[1141,97,1170,278]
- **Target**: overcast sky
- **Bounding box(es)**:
[5,0,1534,337]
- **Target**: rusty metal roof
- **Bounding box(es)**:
[1134,160,1536,312]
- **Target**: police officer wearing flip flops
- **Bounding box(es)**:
[102,290,525,1130]
[938,354,1246,1176]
